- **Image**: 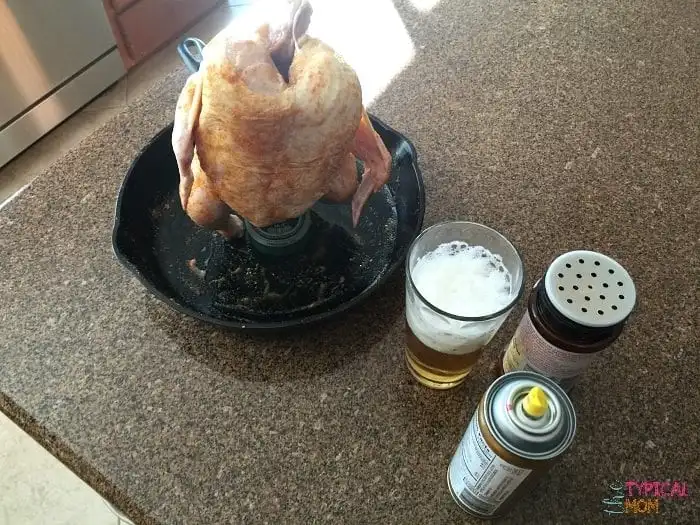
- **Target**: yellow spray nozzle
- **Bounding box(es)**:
[522,386,549,418]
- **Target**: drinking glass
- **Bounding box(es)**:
[404,221,524,389]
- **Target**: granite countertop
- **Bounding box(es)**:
[1,1,698,524]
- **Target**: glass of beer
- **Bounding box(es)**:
[404,221,524,389]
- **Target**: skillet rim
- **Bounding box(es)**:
[111,114,426,331]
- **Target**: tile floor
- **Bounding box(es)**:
[0,3,249,524]
[0,411,131,525]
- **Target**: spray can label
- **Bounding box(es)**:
[448,410,531,516]
[502,312,603,390]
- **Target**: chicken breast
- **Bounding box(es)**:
[172,0,391,239]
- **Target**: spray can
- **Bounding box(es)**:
[447,371,576,518]
[500,250,636,391]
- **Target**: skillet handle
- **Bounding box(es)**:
[177,37,206,73]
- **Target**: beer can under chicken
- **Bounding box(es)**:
[447,371,576,518]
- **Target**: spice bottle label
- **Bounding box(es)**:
[502,312,604,389]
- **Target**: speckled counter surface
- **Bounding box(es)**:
[1,1,698,524]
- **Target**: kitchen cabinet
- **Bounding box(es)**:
[0,0,124,168]
[103,0,221,69]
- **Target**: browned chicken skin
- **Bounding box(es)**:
[172,0,391,239]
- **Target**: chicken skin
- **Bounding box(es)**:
[172,0,391,239]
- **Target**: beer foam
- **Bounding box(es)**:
[411,241,512,317]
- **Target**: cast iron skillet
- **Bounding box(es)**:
[111,37,425,331]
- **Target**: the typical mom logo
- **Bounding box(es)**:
[602,480,690,515]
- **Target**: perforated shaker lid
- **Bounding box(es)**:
[544,250,636,328]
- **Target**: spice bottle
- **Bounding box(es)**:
[500,250,636,392]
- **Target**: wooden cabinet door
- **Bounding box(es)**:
[103,0,220,69]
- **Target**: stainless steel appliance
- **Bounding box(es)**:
[0,0,125,168]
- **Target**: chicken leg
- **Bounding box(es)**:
[323,153,359,203]
[172,73,243,239]
[350,108,392,226]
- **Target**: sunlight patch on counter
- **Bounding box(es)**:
[306,0,415,106]
[408,0,442,12]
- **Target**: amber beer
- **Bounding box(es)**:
[405,322,485,387]
[403,222,525,390]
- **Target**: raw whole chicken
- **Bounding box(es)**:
[172,0,391,239]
